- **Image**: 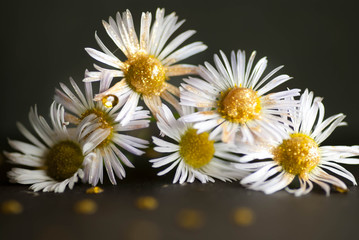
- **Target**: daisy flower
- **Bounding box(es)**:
[180,50,300,143]
[84,8,207,125]
[237,89,359,196]
[55,72,150,186]
[5,103,105,193]
[150,104,247,184]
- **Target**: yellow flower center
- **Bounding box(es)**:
[272,133,321,179]
[217,87,261,124]
[46,140,84,181]
[179,128,215,169]
[123,52,167,96]
[81,108,114,148]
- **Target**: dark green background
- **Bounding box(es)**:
[1,0,359,239]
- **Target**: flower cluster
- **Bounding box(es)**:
[5,8,359,196]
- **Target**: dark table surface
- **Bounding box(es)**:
[1,160,359,240]
[1,0,359,239]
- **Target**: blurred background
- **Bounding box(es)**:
[1,0,359,239]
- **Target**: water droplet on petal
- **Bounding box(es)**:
[102,95,119,109]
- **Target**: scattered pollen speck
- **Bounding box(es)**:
[86,186,104,194]
[334,186,348,193]
[135,196,158,210]
[177,209,204,230]
[233,207,254,226]
[1,200,23,215]
[74,199,97,214]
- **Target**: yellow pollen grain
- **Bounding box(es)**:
[74,199,97,215]
[45,140,84,181]
[1,200,23,215]
[179,128,215,169]
[135,196,158,210]
[86,186,104,194]
[273,133,320,179]
[123,52,167,96]
[233,207,254,226]
[218,87,261,124]
[102,94,119,109]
